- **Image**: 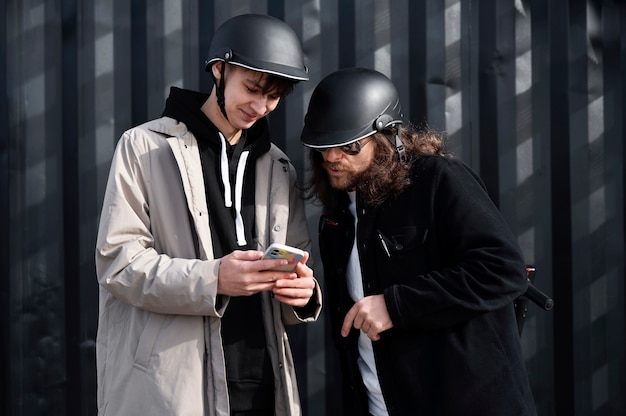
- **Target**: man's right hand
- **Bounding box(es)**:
[217,250,296,296]
[341,294,393,341]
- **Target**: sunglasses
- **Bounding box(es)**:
[315,137,373,156]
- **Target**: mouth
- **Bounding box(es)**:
[324,163,346,177]
[240,109,258,123]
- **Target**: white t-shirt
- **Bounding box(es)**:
[346,192,389,416]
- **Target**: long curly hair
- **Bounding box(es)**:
[305,124,449,207]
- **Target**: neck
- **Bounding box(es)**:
[201,93,242,144]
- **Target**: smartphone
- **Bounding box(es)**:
[261,243,305,272]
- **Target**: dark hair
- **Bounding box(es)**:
[305,124,449,207]
[223,62,296,98]
[259,74,297,98]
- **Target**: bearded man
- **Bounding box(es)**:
[301,67,537,416]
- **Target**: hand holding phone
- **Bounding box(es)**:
[261,243,305,272]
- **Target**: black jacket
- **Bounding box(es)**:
[319,155,537,415]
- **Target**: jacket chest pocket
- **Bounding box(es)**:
[375,225,430,281]
[377,225,428,254]
[319,215,354,262]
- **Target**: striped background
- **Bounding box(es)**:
[2,1,625,415]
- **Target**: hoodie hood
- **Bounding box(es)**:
[162,86,271,159]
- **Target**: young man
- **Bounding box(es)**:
[301,68,536,415]
[95,14,321,416]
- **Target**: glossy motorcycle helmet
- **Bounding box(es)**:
[301,67,405,160]
[205,14,309,81]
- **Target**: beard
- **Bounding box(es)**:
[323,161,363,191]
[322,154,412,206]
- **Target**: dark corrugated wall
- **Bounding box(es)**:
[2,0,625,415]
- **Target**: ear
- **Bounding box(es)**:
[211,61,224,80]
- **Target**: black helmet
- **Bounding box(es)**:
[301,67,403,149]
[205,14,308,81]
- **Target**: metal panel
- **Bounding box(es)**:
[2,0,625,415]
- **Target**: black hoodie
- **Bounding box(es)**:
[163,86,275,413]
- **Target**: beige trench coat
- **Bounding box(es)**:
[95,116,321,416]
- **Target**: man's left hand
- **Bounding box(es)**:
[271,256,316,307]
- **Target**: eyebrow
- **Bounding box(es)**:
[245,77,264,88]
[244,73,270,88]
[245,77,281,96]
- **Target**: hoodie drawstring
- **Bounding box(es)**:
[233,151,249,246]
[218,132,249,246]
[218,133,232,207]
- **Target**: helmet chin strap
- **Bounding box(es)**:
[393,127,407,163]
[213,58,229,121]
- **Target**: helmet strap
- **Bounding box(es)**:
[375,115,406,163]
[214,61,229,121]
[393,127,407,163]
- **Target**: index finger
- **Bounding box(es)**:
[255,257,292,272]
[231,249,264,260]
[341,304,357,337]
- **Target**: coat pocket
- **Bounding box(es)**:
[133,312,167,371]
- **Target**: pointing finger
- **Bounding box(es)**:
[341,305,358,337]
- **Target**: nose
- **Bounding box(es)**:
[250,95,269,115]
[322,147,344,162]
